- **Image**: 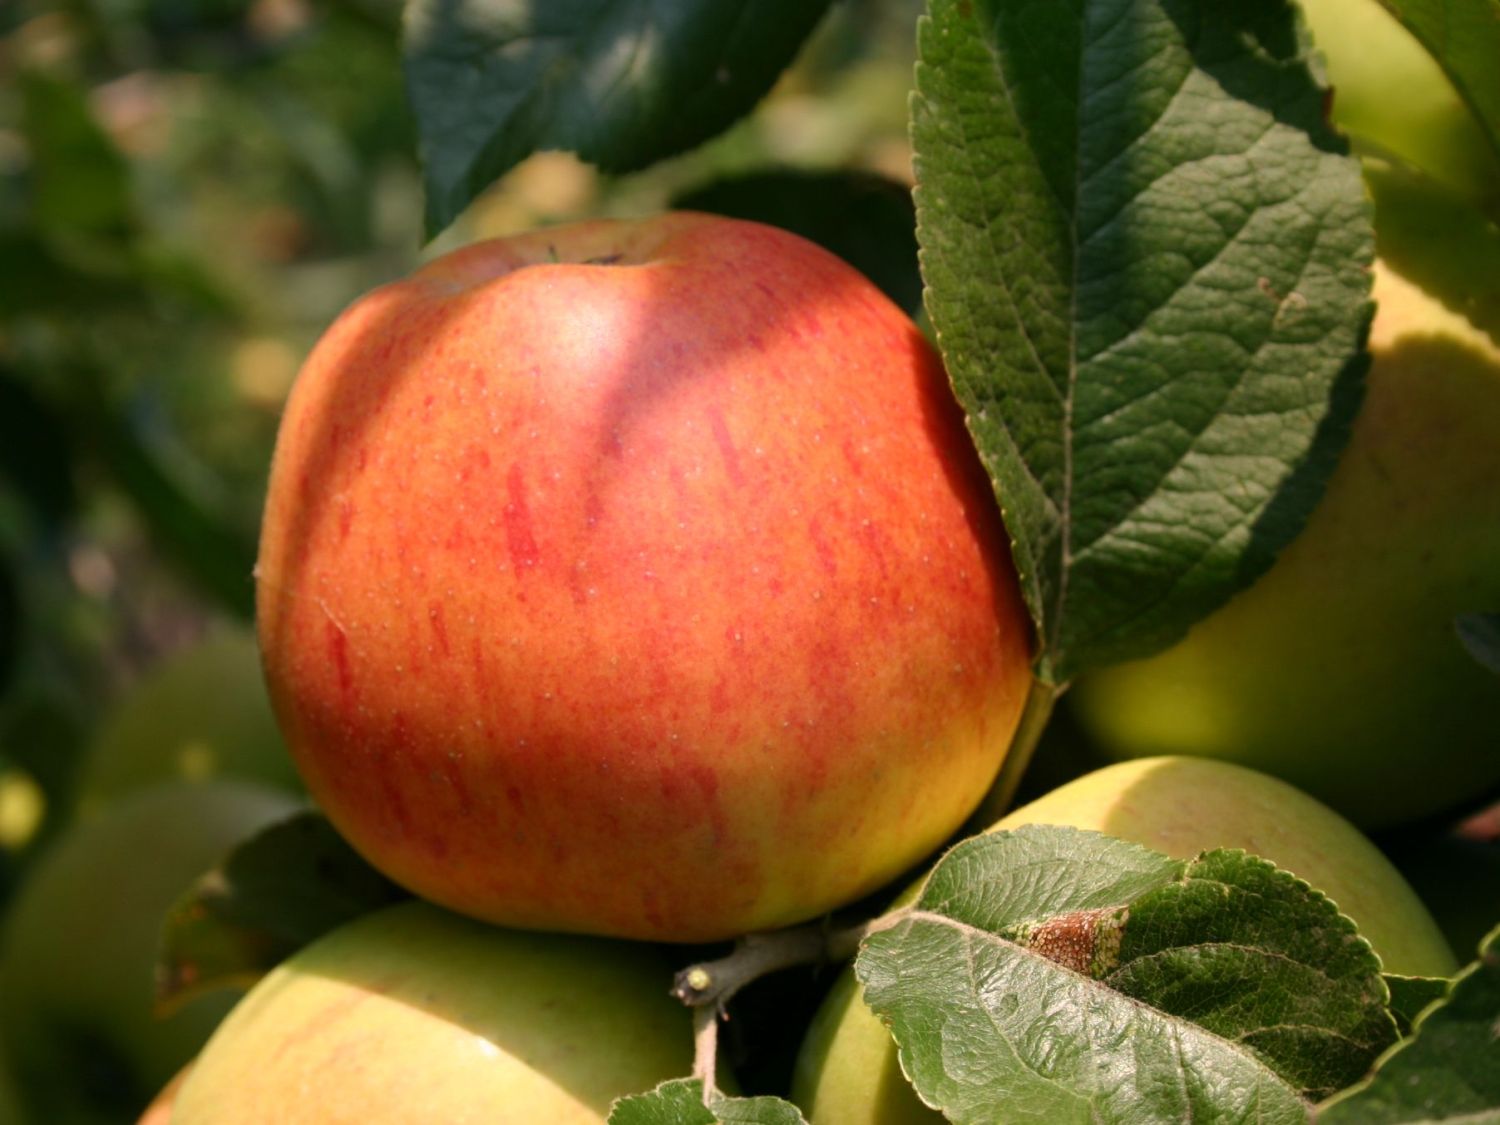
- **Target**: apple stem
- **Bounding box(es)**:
[671,907,916,1012]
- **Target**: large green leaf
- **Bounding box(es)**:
[404,0,833,235]
[609,1079,809,1125]
[913,0,1373,683]
[857,825,1404,1122]
[1385,975,1455,1036]
[1318,927,1500,1123]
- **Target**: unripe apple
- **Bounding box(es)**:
[75,626,301,809]
[255,212,1034,942]
[0,780,300,1123]
[791,757,1455,1125]
[171,900,694,1124]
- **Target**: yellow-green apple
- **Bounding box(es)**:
[255,212,1033,942]
[1297,0,1500,210]
[0,780,300,1123]
[75,626,301,809]
[171,899,693,1123]
[790,757,1456,1125]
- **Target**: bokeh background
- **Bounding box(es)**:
[0,3,924,1119]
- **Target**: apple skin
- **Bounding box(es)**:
[791,757,1456,1125]
[0,780,301,1123]
[1069,249,1500,828]
[171,899,693,1124]
[75,626,302,809]
[255,212,1033,942]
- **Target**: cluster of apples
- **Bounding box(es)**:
[164,164,1491,1121]
[0,0,1494,1120]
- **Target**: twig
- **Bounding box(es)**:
[671,906,913,1011]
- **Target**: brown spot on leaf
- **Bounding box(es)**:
[1027,906,1127,976]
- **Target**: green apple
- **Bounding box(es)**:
[0,780,300,1123]
[256,212,1034,942]
[1297,0,1500,210]
[791,757,1456,1125]
[172,899,694,1123]
[74,626,301,809]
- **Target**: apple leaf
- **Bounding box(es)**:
[157,811,408,1011]
[404,0,833,236]
[1316,926,1500,1123]
[612,1081,719,1125]
[912,0,1373,684]
[856,825,1405,1122]
[672,170,922,316]
[1385,975,1455,1036]
[609,1079,809,1124]
[1457,613,1500,676]
[1375,0,1500,178]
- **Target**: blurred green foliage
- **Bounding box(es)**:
[0,0,922,1118]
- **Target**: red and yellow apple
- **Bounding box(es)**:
[170,900,694,1123]
[791,758,1457,1125]
[255,212,1033,941]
